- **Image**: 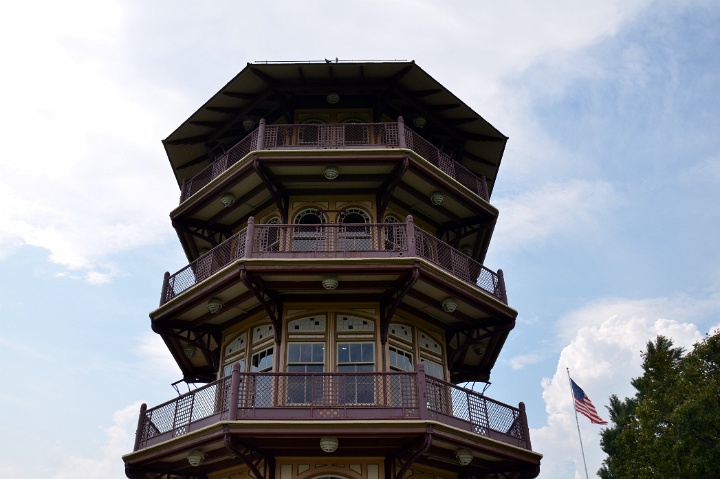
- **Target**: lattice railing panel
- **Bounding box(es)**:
[252,223,407,254]
[178,122,489,204]
[139,377,231,448]
[403,128,488,200]
[413,226,503,301]
[235,371,419,409]
[180,131,258,202]
[160,222,506,305]
[163,229,247,303]
[425,377,528,447]
[136,372,530,451]
[263,123,400,150]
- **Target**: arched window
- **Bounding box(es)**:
[221,332,247,377]
[293,208,328,251]
[294,208,327,224]
[337,207,371,251]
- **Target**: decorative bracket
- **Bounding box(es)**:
[253,159,289,222]
[386,428,433,479]
[224,430,274,479]
[380,267,419,344]
[437,217,496,248]
[376,156,409,221]
[151,321,220,374]
[239,268,283,344]
[172,219,231,248]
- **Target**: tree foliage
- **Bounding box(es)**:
[598,331,720,479]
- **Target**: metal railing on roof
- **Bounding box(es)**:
[179,119,489,203]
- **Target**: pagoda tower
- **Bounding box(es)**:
[123,61,541,479]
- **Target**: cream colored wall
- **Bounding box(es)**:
[218,305,448,381]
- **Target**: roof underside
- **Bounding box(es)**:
[163,61,508,197]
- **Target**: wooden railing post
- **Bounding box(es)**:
[497,268,508,304]
[159,272,170,306]
[397,116,406,149]
[480,175,489,201]
[257,119,265,150]
[228,363,241,421]
[519,402,532,450]
[133,403,147,451]
[405,215,416,256]
[180,178,188,203]
[416,363,429,420]
[244,217,255,258]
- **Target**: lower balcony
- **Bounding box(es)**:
[133,367,531,452]
[161,216,507,306]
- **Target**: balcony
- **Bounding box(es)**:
[160,217,507,306]
[179,119,490,203]
[133,366,532,452]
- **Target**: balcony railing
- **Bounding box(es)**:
[161,218,506,305]
[134,366,531,451]
[179,119,489,202]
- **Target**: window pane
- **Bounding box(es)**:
[312,343,325,362]
[300,343,312,362]
[349,343,361,362]
[222,359,245,377]
[251,347,273,371]
[288,344,300,363]
[338,344,350,363]
[390,346,413,371]
[422,359,444,379]
[362,343,374,361]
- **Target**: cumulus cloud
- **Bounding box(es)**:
[532,292,719,478]
[0,0,183,282]
[0,0,664,284]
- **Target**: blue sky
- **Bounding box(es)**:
[1,1,719,478]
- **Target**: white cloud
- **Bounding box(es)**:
[0,0,663,283]
[681,155,720,186]
[137,332,181,377]
[0,0,183,282]
[51,402,140,479]
[492,180,620,255]
[508,352,545,370]
[533,292,719,478]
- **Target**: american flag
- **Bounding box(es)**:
[570,379,608,425]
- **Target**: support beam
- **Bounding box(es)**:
[239,268,283,344]
[380,267,419,344]
[224,431,270,479]
[376,156,409,221]
[253,158,289,222]
[390,429,433,479]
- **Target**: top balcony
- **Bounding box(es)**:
[178,119,490,204]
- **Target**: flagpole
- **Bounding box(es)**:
[567,368,590,479]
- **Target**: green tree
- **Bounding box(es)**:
[598,332,720,479]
